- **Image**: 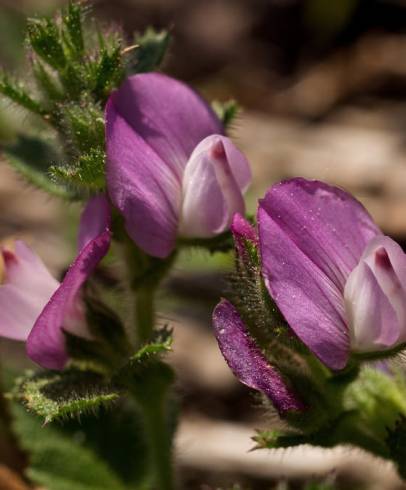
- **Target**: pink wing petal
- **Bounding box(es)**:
[179,136,245,238]
[0,242,59,341]
[345,235,406,351]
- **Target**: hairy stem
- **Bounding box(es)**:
[134,287,155,346]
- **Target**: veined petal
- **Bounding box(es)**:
[27,229,111,370]
[0,241,59,341]
[345,261,400,351]
[179,136,245,238]
[345,235,406,351]
[106,98,180,258]
[213,299,304,415]
[108,73,223,179]
[259,206,349,369]
[77,195,111,251]
[260,178,381,289]
[258,179,380,369]
[220,136,251,192]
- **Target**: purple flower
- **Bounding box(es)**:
[0,195,111,370]
[105,72,251,258]
[258,178,406,370]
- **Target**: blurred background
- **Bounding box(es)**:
[1,0,406,489]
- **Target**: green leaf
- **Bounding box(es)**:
[131,28,170,73]
[130,326,173,364]
[60,100,104,154]
[61,400,149,487]
[11,370,120,424]
[11,404,127,490]
[33,59,64,103]
[27,17,67,71]
[0,73,46,116]
[93,46,124,103]
[50,154,106,190]
[3,135,74,198]
[62,2,85,58]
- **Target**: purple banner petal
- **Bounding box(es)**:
[258,178,380,369]
[108,73,223,179]
[106,99,180,257]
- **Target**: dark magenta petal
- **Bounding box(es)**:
[107,72,223,180]
[231,213,258,245]
[26,199,112,370]
[213,299,304,415]
[258,178,381,370]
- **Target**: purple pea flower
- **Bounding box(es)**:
[213,178,406,410]
[0,195,111,370]
[258,178,406,370]
[105,72,251,258]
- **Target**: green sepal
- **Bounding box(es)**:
[212,99,240,129]
[131,28,171,73]
[178,230,234,253]
[10,370,120,424]
[351,342,406,363]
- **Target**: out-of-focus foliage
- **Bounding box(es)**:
[0,2,170,199]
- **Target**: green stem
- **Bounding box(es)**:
[124,238,176,489]
[134,287,155,346]
[133,286,175,490]
[138,374,174,490]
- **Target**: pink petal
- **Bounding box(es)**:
[179,136,245,238]
[0,241,59,341]
[221,136,251,193]
[258,178,381,370]
[106,97,180,258]
[231,213,258,244]
[108,72,223,180]
[345,235,406,351]
[27,231,111,370]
